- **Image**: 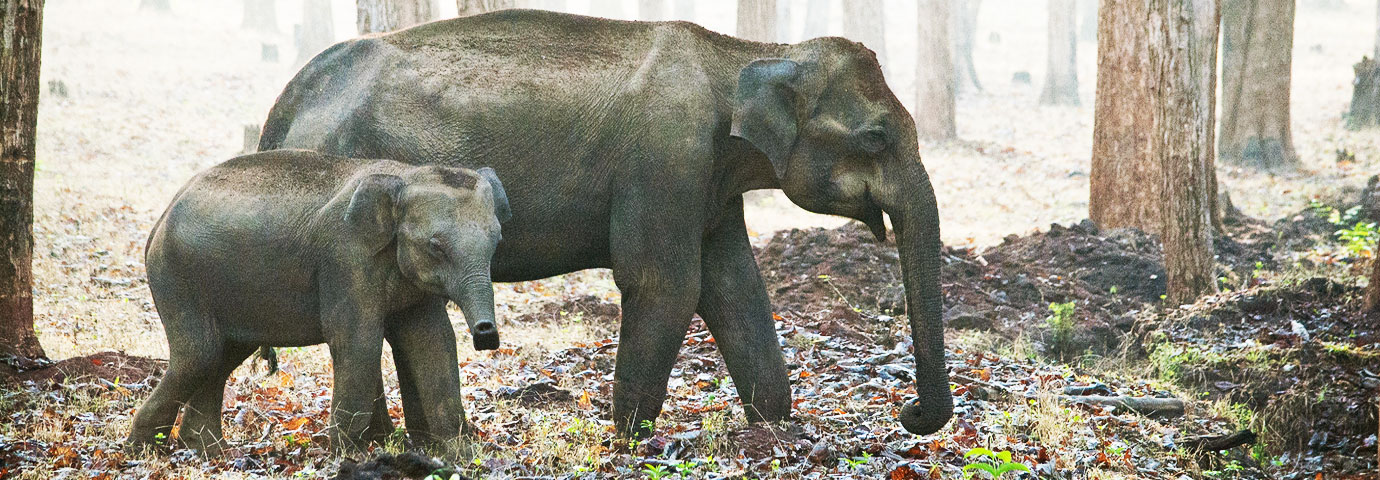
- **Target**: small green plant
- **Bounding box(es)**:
[641,463,669,480]
[840,452,872,470]
[640,419,656,435]
[1045,301,1077,355]
[962,448,1030,479]
[1335,221,1377,257]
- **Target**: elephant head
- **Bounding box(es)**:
[345,165,511,351]
[731,38,952,435]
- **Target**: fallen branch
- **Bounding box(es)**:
[1179,429,1257,453]
[1059,395,1185,417]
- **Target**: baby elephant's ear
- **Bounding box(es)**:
[344,174,405,250]
[477,167,512,223]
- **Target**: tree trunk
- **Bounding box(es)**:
[638,0,664,20]
[357,0,436,34]
[1152,0,1219,305]
[1090,0,1159,232]
[458,0,514,16]
[139,0,170,12]
[1,0,47,364]
[1352,57,1380,130]
[1366,256,1380,312]
[737,0,777,42]
[295,0,335,66]
[1040,0,1080,105]
[916,0,956,140]
[672,0,694,21]
[951,0,982,93]
[1080,0,1098,41]
[843,0,886,64]
[803,0,830,38]
[1374,0,1379,60]
[1218,0,1297,169]
[242,0,279,32]
[589,0,623,19]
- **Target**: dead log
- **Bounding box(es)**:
[1059,395,1185,417]
[1180,429,1257,453]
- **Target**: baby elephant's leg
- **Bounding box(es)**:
[388,301,465,446]
[128,305,220,450]
[177,344,255,456]
[326,319,386,452]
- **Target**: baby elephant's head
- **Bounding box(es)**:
[344,165,511,350]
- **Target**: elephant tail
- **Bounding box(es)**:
[255,346,279,374]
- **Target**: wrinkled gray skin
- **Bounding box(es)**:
[259,9,951,437]
[129,150,511,454]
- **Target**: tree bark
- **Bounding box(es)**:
[1374,0,1379,60]
[916,0,956,140]
[1366,256,1380,312]
[638,0,663,21]
[1219,0,1297,169]
[1,0,47,363]
[1040,0,1080,105]
[357,0,436,34]
[803,0,830,38]
[737,0,777,42]
[1152,0,1219,305]
[1090,0,1159,232]
[951,0,982,93]
[242,0,279,32]
[843,0,886,65]
[295,0,335,66]
[458,0,514,16]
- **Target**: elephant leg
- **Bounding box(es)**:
[609,204,702,438]
[128,307,219,449]
[386,300,463,445]
[370,374,394,442]
[178,343,255,456]
[696,195,791,424]
[325,315,385,452]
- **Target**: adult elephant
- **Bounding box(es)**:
[259,9,950,438]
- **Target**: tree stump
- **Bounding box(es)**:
[1348,57,1380,130]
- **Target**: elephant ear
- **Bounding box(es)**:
[731,58,802,178]
[476,167,512,223]
[343,173,405,251]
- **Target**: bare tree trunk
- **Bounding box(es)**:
[139,0,170,12]
[951,0,982,93]
[803,0,830,38]
[1090,0,1159,232]
[1219,0,1297,169]
[672,0,694,21]
[1152,0,1219,305]
[590,0,623,19]
[1,0,47,364]
[1366,256,1380,312]
[1040,0,1080,105]
[916,0,956,140]
[296,0,335,66]
[638,0,664,20]
[1374,0,1379,60]
[737,0,777,42]
[1080,0,1098,41]
[242,0,279,32]
[843,0,886,64]
[776,0,794,43]
[357,0,436,34]
[459,0,514,16]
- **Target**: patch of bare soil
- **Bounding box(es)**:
[1,351,164,387]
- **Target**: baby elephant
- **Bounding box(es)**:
[129,149,510,455]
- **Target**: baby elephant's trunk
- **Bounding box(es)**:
[450,279,500,351]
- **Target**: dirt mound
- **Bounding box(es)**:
[1,351,164,386]
[510,294,621,325]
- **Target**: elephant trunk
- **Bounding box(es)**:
[449,272,500,351]
[884,162,953,435]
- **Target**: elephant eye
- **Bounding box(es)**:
[856,127,889,154]
[428,237,449,260]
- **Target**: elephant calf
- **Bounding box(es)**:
[129,149,511,454]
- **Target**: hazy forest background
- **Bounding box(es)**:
[2,0,1380,478]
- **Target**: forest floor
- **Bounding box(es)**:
[4,0,1380,479]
